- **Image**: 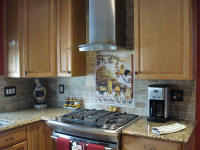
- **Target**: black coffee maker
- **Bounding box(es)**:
[147,85,170,123]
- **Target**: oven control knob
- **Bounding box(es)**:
[103,124,109,129]
[110,124,117,130]
[118,118,124,123]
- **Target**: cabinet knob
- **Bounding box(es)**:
[68,71,71,74]
[5,137,14,142]
[134,72,138,75]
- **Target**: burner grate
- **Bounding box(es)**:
[60,109,139,130]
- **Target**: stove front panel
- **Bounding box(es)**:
[47,120,120,143]
[51,132,119,150]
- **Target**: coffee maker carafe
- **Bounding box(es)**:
[147,85,170,123]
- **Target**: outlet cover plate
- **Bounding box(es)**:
[4,86,16,97]
[171,89,184,101]
[59,84,64,94]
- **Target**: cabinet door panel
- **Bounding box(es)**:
[23,0,56,77]
[134,0,194,80]
[70,0,86,77]
[44,125,55,150]
[0,126,26,149]
[4,0,22,77]
[27,121,55,150]
[57,0,71,76]
[27,122,45,150]
[57,0,86,77]
[122,135,182,150]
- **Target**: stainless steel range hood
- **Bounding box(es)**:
[79,0,132,52]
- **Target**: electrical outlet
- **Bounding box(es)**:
[4,86,16,97]
[171,89,184,101]
[59,84,64,94]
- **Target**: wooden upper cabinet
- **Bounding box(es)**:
[23,0,56,77]
[4,0,56,77]
[3,0,22,77]
[4,0,86,78]
[57,0,86,77]
[134,0,196,80]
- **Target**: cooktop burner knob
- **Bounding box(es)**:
[110,124,117,130]
[118,118,124,123]
[103,124,109,129]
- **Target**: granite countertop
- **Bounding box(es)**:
[122,117,196,143]
[0,109,196,143]
[0,107,70,133]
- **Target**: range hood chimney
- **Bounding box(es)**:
[79,0,132,52]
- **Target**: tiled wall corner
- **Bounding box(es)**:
[0,77,35,112]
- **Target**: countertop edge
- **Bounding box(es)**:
[122,131,185,143]
[0,118,45,133]
[0,108,70,133]
[122,118,197,143]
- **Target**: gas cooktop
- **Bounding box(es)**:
[47,108,141,143]
[58,109,139,130]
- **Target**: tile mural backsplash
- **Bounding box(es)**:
[42,52,196,121]
[96,53,133,105]
[0,77,35,112]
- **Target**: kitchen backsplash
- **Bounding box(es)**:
[0,53,196,121]
[42,52,196,121]
[0,77,35,112]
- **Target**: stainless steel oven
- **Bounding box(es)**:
[51,132,117,150]
[47,109,141,150]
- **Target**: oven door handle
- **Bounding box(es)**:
[51,136,116,150]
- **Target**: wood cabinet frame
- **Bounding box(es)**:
[3,0,23,77]
[134,0,196,80]
[56,0,86,77]
[3,0,57,78]
[122,132,195,150]
[23,0,57,77]
[3,141,27,150]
